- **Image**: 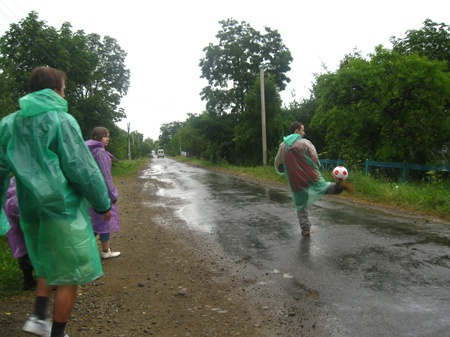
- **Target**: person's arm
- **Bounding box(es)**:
[0,120,11,235]
[94,150,119,203]
[57,115,111,214]
[102,209,112,221]
[274,143,285,174]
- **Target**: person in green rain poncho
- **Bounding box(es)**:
[0,66,112,337]
[275,121,354,237]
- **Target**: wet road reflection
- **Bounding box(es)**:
[142,158,450,337]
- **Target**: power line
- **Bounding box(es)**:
[0,1,74,71]
[0,0,27,31]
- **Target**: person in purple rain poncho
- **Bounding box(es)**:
[86,127,121,259]
[4,176,37,290]
[0,66,112,337]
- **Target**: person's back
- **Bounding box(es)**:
[0,88,108,283]
[281,137,320,192]
[0,66,112,337]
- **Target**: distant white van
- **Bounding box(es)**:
[157,149,165,158]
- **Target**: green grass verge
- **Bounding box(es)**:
[0,237,24,298]
[112,158,148,176]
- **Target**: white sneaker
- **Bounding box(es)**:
[101,248,121,259]
[22,315,51,337]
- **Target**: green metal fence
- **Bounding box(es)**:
[320,159,450,182]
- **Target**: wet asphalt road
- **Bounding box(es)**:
[142,158,450,337]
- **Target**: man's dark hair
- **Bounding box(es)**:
[29,66,67,93]
[289,121,303,134]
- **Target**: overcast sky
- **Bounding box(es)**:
[0,0,449,140]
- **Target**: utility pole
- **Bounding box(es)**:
[260,66,267,166]
[127,122,131,160]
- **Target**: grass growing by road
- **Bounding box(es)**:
[112,158,148,176]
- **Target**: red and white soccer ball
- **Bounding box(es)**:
[332,166,348,182]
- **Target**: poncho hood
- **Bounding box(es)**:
[19,89,68,117]
[85,139,104,151]
[85,139,117,160]
[283,133,301,147]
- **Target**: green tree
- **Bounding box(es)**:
[107,127,129,160]
[0,11,130,138]
[69,32,129,137]
[0,11,60,116]
[199,18,292,115]
[311,46,450,164]
[159,121,184,154]
[281,95,322,152]
[175,118,207,159]
[234,75,283,165]
[391,19,450,67]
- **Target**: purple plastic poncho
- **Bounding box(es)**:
[85,139,120,234]
[4,177,28,259]
[274,133,330,211]
[0,89,111,285]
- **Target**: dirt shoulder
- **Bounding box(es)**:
[0,165,320,337]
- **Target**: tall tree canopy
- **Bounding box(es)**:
[311,46,450,164]
[199,18,292,115]
[391,19,450,67]
[159,121,184,154]
[234,75,283,165]
[0,11,130,138]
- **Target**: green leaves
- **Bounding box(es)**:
[199,19,292,115]
[0,11,130,139]
[311,46,450,165]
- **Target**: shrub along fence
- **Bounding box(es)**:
[320,159,450,182]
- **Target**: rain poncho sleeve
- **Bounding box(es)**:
[0,164,10,236]
[4,177,28,259]
[0,89,110,285]
[274,133,330,211]
[0,210,9,235]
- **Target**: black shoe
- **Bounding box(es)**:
[301,229,311,237]
[23,277,37,290]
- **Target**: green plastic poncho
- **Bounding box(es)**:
[0,89,111,285]
[274,133,330,211]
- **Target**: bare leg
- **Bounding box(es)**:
[101,240,110,253]
[36,278,53,298]
[22,278,53,336]
[52,285,77,322]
